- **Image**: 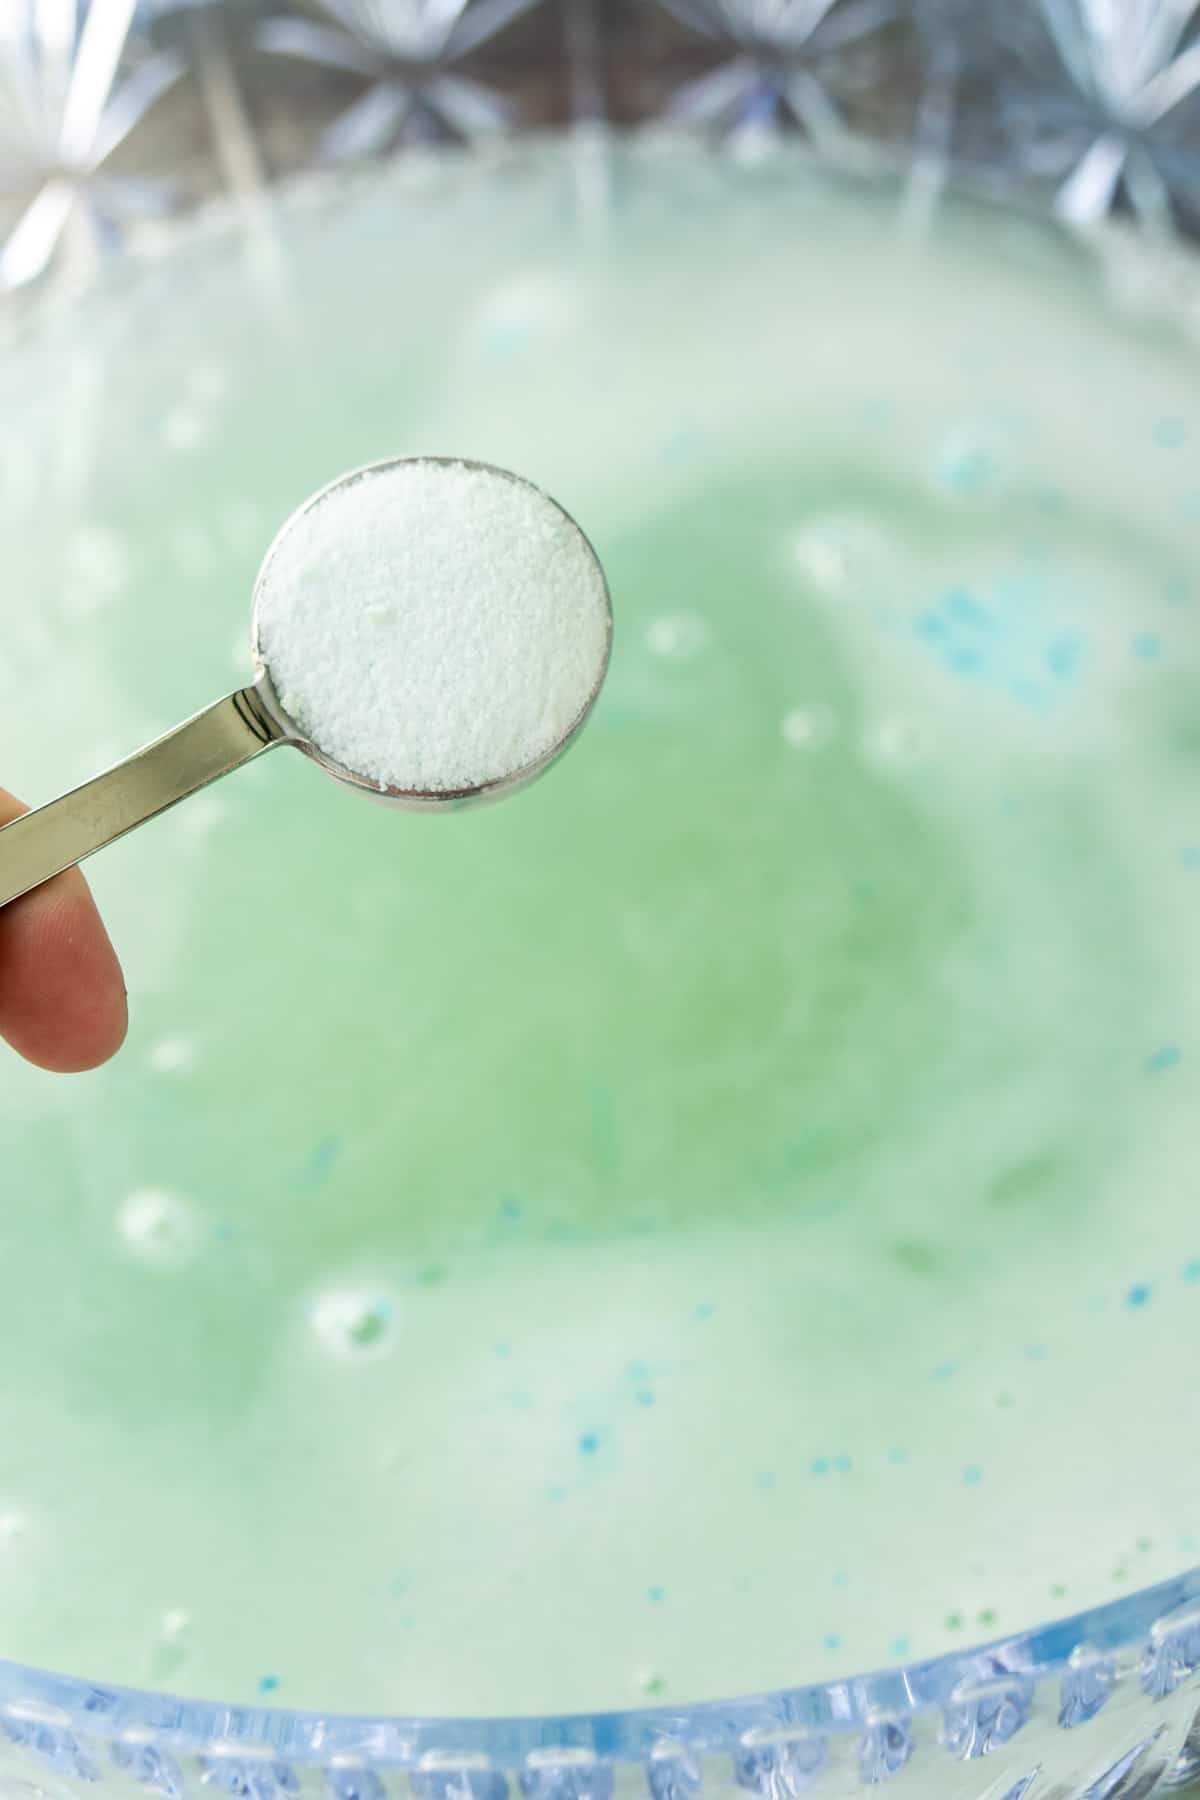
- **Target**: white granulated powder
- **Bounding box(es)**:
[254,460,611,794]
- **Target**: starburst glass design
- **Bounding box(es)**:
[0,0,183,289]
[1001,0,1200,228]
[138,0,269,198]
[256,0,545,156]
[653,0,894,144]
[899,0,1009,226]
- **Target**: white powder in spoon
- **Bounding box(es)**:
[254,460,611,795]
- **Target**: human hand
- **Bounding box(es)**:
[0,789,127,1071]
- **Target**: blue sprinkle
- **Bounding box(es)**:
[833,1570,849,1589]
[636,1388,656,1408]
[916,611,947,641]
[887,1447,909,1466]
[1181,848,1200,871]
[937,443,992,495]
[493,1342,511,1359]
[823,1633,842,1652]
[810,1456,830,1476]
[647,1584,667,1604]
[949,646,982,676]
[931,1360,958,1382]
[1154,418,1187,449]
[963,1465,983,1486]
[1146,1044,1182,1074]
[1127,1283,1152,1309]
[693,1301,716,1322]
[832,1454,853,1474]
[947,588,990,629]
[1184,1259,1200,1283]
[578,1432,600,1457]
[302,1135,341,1184]
[1025,1343,1047,1361]
[257,1676,280,1696]
[1047,636,1082,679]
[500,1198,523,1222]
[1012,679,1048,711]
[1134,632,1162,661]
[890,1636,911,1658]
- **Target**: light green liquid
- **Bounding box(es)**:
[2,142,1200,1717]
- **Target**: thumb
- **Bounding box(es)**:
[0,789,128,1072]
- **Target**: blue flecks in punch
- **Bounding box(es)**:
[1145,1044,1182,1074]
[300,1135,341,1187]
[578,1431,601,1457]
[257,1675,280,1695]
[963,1465,983,1486]
[647,1584,667,1604]
[1133,632,1162,661]
[1126,1283,1152,1310]
[1180,848,1200,871]
[1184,1259,1200,1283]
[1047,635,1082,680]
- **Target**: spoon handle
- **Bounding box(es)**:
[0,685,288,909]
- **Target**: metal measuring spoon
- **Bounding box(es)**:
[0,458,612,912]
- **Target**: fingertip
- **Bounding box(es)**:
[0,869,128,1074]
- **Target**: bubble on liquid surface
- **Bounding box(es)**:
[149,1607,193,1682]
[175,791,230,846]
[782,705,836,751]
[162,406,205,453]
[68,524,127,589]
[865,715,934,770]
[311,1287,400,1360]
[470,269,576,354]
[647,613,711,660]
[64,524,128,613]
[790,513,893,596]
[117,1189,203,1269]
[146,1035,197,1076]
